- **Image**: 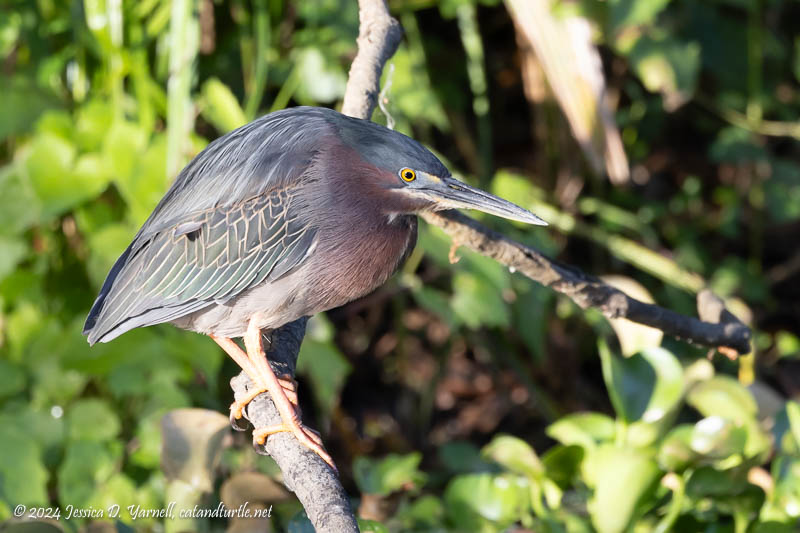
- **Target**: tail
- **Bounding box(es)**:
[83,243,134,345]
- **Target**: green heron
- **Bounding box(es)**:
[83,106,546,470]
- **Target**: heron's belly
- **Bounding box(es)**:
[172,216,417,338]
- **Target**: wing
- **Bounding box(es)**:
[84,187,317,344]
[138,106,333,237]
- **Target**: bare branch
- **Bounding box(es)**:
[230,319,359,532]
[422,210,751,354]
[341,0,403,120]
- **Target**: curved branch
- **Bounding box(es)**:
[422,210,751,354]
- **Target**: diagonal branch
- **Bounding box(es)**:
[422,210,751,354]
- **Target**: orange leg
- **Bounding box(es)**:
[242,318,336,471]
[210,335,298,419]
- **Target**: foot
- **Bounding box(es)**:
[242,319,337,472]
[229,376,299,420]
[252,418,334,471]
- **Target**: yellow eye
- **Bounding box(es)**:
[400,168,416,182]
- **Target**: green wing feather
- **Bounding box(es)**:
[86,187,316,344]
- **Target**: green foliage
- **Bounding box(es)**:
[1,0,798,531]
[364,345,799,532]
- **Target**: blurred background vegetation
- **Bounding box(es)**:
[1,0,799,531]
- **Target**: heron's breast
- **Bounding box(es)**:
[308,214,417,311]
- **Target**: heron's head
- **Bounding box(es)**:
[336,114,547,226]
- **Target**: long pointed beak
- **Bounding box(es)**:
[424,176,548,226]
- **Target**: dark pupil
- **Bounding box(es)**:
[404,171,413,180]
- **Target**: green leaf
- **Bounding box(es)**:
[200,78,247,133]
[295,47,346,103]
[66,399,121,442]
[102,120,149,182]
[657,425,696,472]
[379,46,448,130]
[0,235,27,282]
[776,331,800,359]
[546,413,616,450]
[482,434,543,479]
[25,133,112,218]
[690,416,747,463]
[297,338,352,417]
[599,343,684,428]
[0,358,26,398]
[786,401,800,450]
[451,271,510,329]
[0,76,61,141]
[582,445,660,533]
[353,453,426,496]
[394,494,445,530]
[686,376,757,421]
[626,34,700,110]
[117,134,170,226]
[412,285,461,328]
[609,0,671,33]
[685,465,749,499]
[444,472,530,531]
[74,100,115,152]
[0,425,48,506]
[542,445,584,490]
[357,518,389,533]
[86,223,137,288]
[128,412,164,469]
[768,456,800,523]
[0,166,41,236]
[86,473,138,519]
[57,440,120,507]
[438,441,490,473]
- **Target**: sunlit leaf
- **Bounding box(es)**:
[483,435,543,480]
[609,0,671,32]
[546,413,616,450]
[658,425,696,472]
[444,472,530,531]
[687,375,757,421]
[353,453,426,496]
[582,445,660,533]
[295,47,346,104]
[599,342,684,429]
[626,33,700,110]
[200,78,248,133]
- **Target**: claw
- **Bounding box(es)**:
[252,422,337,472]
